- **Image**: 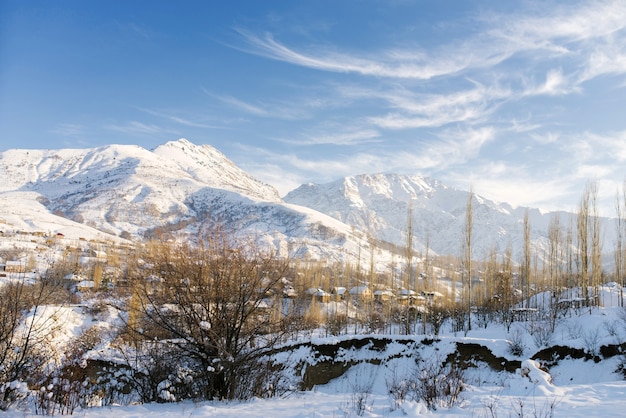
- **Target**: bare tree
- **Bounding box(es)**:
[548,214,563,331]
[463,188,474,332]
[125,230,293,400]
[616,182,626,307]
[405,204,414,291]
[590,183,602,307]
[404,204,414,334]
[521,209,531,309]
[577,181,601,309]
[577,182,592,306]
[0,276,63,409]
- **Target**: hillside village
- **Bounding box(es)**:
[0,223,453,328]
[2,214,626,417]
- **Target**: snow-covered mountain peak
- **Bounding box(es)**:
[152,138,280,202]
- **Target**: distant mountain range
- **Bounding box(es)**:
[0,138,618,268]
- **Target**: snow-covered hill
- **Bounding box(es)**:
[284,173,617,262]
[0,139,377,266]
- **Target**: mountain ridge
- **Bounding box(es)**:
[284,172,616,263]
[0,139,378,267]
[0,138,618,267]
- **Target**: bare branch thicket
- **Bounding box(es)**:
[386,355,464,411]
[0,274,65,410]
[123,229,293,401]
[413,357,464,411]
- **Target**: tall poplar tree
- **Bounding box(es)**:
[463,188,474,332]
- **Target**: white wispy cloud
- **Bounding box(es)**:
[205,90,310,120]
[235,1,626,90]
[275,128,381,146]
[237,125,497,195]
[490,1,626,46]
[215,95,270,116]
[339,82,509,130]
[135,107,221,129]
[521,69,578,97]
[234,29,478,80]
[228,0,626,213]
[105,121,177,136]
[50,123,86,136]
[580,39,626,82]
[490,1,626,86]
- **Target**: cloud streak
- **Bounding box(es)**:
[235,28,492,80]
[236,1,626,89]
[105,121,178,136]
[275,128,381,146]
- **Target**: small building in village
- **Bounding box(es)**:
[349,285,373,302]
[5,260,26,273]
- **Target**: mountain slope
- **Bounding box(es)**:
[0,139,379,267]
[284,173,617,262]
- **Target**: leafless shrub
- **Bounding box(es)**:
[566,322,583,339]
[511,396,559,418]
[33,376,87,416]
[0,278,64,411]
[604,320,619,339]
[528,321,553,349]
[413,356,464,410]
[582,328,601,356]
[385,355,464,411]
[481,392,503,418]
[345,368,375,417]
[508,327,527,357]
[385,363,412,411]
[428,303,451,336]
[364,311,386,334]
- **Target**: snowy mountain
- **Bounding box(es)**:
[0,139,375,266]
[284,173,618,262]
[1,139,618,267]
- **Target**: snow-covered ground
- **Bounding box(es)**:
[2,287,625,417]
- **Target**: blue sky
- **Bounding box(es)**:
[2,1,626,215]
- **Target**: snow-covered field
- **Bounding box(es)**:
[2,287,625,417]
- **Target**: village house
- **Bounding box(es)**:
[5,260,26,273]
[396,289,424,306]
[373,289,395,303]
[349,285,373,302]
[421,291,444,301]
[330,286,347,301]
[306,287,330,303]
[75,280,95,292]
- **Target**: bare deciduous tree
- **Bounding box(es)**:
[616,182,626,307]
[463,188,474,332]
[125,230,292,400]
[0,276,64,410]
[521,209,531,309]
